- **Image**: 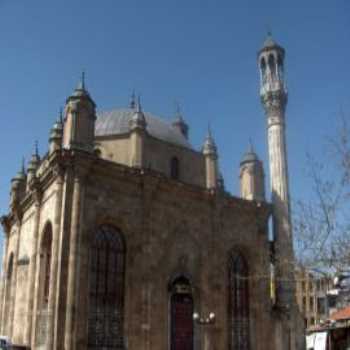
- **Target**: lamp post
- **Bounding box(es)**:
[193,312,216,350]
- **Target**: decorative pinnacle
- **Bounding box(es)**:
[137,95,142,113]
[248,138,254,153]
[175,100,182,118]
[21,157,26,174]
[130,90,136,109]
[81,71,85,90]
[34,140,39,157]
[59,107,63,123]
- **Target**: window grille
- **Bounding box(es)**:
[229,254,250,350]
[88,224,125,349]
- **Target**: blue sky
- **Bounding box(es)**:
[0,1,349,246]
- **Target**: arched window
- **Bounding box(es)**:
[229,254,250,350]
[41,225,52,305]
[268,54,276,79]
[88,224,125,349]
[36,223,53,346]
[277,54,284,79]
[4,253,14,334]
[260,57,266,83]
[170,276,193,350]
[170,157,180,180]
[7,253,13,280]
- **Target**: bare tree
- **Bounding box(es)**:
[293,114,350,273]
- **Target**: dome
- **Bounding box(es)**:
[241,144,259,164]
[95,108,192,149]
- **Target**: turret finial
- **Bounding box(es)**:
[21,157,26,174]
[81,71,86,90]
[137,95,142,113]
[175,100,182,118]
[59,107,63,123]
[130,90,136,109]
[248,138,254,153]
[207,122,213,139]
[34,140,39,157]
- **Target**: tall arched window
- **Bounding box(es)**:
[170,276,194,350]
[229,254,250,350]
[41,225,52,305]
[88,224,125,349]
[4,253,14,333]
[260,57,267,83]
[268,54,276,79]
[36,223,53,346]
[170,157,180,180]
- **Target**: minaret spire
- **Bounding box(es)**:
[258,35,298,348]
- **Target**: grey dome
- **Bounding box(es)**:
[95,108,192,149]
[241,144,259,164]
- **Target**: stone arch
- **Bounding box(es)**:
[87,224,126,350]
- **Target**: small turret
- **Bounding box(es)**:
[27,142,41,190]
[49,109,64,154]
[129,96,147,168]
[239,143,265,201]
[63,72,96,152]
[10,159,27,211]
[172,104,189,139]
[202,127,219,190]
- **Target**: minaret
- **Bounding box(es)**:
[202,127,219,190]
[63,72,96,152]
[258,34,295,311]
[239,143,265,201]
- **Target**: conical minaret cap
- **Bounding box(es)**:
[202,126,217,156]
[172,103,189,139]
[67,72,96,107]
[50,109,64,140]
[259,32,285,55]
[12,159,26,182]
[240,142,259,165]
[27,142,41,172]
[130,96,147,130]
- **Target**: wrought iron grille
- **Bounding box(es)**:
[230,254,250,350]
[88,225,125,349]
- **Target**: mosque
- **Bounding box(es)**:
[0,35,303,349]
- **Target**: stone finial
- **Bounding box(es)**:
[130,90,136,109]
[172,101,189,139]
[202,124,217,157]
[130,95,147,131]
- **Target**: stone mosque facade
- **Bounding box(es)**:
[0,36,303,349]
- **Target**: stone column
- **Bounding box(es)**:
[23,189,42,345]
[64,167,85,350]
[46,169,64,349]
